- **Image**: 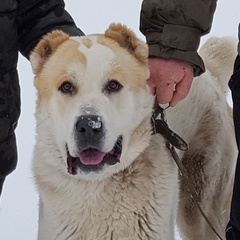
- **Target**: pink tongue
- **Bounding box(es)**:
[79,148,107,165]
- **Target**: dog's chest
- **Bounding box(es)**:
[41,170,165,239]
[38,138,178,240]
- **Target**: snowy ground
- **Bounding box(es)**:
[0,1,239,239]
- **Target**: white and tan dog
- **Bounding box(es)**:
[30,24,237,240]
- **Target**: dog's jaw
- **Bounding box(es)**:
[66,136,122,175]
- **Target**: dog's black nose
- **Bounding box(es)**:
[75,115,104,149]
[76,115,103,134]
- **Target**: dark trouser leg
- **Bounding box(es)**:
[226,55,240,240]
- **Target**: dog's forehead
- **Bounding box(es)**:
[60,35,125,84]
[64,35,140,87]
[70,35,116,67]
[36,34,148,101]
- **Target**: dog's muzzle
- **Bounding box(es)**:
[75,115,105,151]
[67,114,122,174]
[66,136,122,175]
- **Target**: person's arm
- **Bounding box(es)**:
[16,0,84,59]
[140,0,217,106]
[140,0,217,76]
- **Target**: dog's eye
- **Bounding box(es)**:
[106,80,122,92]
[59,81,74,94]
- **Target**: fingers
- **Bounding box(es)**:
[156,82,174,104]
[170,73,193,107]
[147,57,194,106]
[146,78,156,95]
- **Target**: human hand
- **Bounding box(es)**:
[147,58,194,107]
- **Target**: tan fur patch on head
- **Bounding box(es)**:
[35,39,86,102]
[96,34,149,90]
[30,30,70,75]
[81,38,93,48]
[104,23,148,64]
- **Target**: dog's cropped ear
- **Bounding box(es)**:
[30,30,69,74]
[104,23,148,64]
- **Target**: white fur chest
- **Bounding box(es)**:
[35,136,178,240]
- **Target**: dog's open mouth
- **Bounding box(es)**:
[67,136,122,174]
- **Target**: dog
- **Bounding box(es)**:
[30,24,237,240]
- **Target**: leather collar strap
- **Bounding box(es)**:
[151,99,188,151]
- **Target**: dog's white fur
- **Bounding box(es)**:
[30,24,237,240]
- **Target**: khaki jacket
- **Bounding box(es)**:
[140,0,217,76]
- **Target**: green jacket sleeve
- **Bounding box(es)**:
[140,0,217,76]
[16,0,84,59]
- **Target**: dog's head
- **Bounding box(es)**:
[30,23,154,180]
